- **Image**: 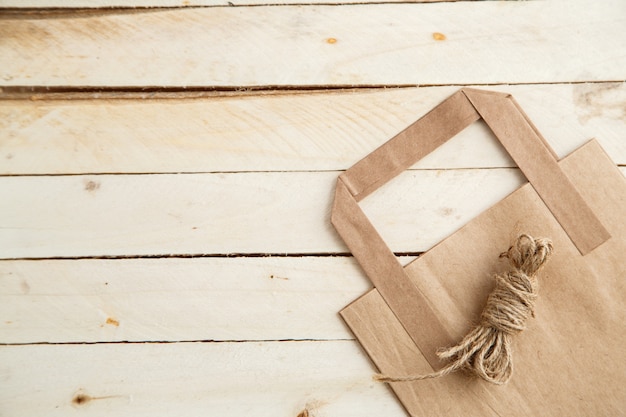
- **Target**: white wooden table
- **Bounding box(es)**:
[1,1,625,416]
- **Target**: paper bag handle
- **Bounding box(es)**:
[332,88,609,368]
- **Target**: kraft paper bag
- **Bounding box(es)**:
[332,88,626,416]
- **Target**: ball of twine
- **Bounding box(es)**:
[377,234,553,385]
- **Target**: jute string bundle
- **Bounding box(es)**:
[377,234,553,385]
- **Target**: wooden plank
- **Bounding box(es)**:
[1,2,625,87]
[2,83,625,175]
[3,168,624,259]
[0,169,532,258]
[0,341,406,417]
[0,256,382,343]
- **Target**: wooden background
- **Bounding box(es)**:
[1,1,625,416]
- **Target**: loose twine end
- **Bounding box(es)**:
[377,234,553,385]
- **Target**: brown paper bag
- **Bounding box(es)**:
[332,88,626,416]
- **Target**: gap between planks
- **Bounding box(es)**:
[0,252,422,261]
[0,166,522,177]
[1,338,354,346]
[0,1,499,13]
[2,80,625,101]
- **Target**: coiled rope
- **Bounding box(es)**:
[377,234,553,385]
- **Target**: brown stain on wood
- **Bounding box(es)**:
[573,82,626,124]
[20,280,31,294]
[106,317,120,327]
[72,393,92,406]
[432,32,446,41]
[326,37,337,44]
[438,207,455,217]
[0,12,137,53]
[299,399,327,416]
[84,180,100,191]
[269,274,289,280]
[72,390,123,407]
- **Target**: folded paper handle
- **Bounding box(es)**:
[332,88,609,370]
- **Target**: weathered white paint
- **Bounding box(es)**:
[0,341,406,417]
[1,1,625,86]
[2,83,625,175]
[0,169,533,258]
[2,1,625,416]
[3,168,623,259]
[0,256,380,343]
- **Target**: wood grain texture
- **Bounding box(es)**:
[0,169,533,258]
[0,256,379,343]
[3,167,623,259]
[1,1,625,87]
[0,341,405,417]
[2,83,625,175]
